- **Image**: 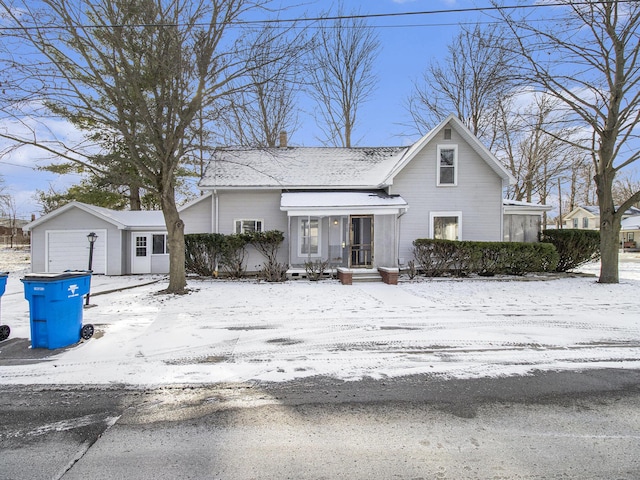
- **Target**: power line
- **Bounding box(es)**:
[0,1,635,31]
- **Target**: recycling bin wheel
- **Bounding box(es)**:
[0,325,9,341]
[81,324,94,340]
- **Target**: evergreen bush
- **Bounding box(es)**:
[539,229,600,272]
[184,233,226,276]
[184,230,288,281]
[412,239,559,277]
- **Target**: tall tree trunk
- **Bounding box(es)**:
[130,184,142,211]
[160,183,186,293]
[595,167,619,284]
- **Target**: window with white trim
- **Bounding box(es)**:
[234,219,263,234]
[437,145,458,186]
[582,217,589,228]
[299,217,320,257]
[152,234,169,255]
[430,212,461,241]
[573,218,579,228]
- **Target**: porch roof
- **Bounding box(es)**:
[280,191,408,217]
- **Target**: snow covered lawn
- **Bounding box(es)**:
[1,247,640,386]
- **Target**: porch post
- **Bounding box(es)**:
[287,215,292,268]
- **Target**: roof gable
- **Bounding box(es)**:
[24,202,165,231]
[198,114,512,190]
[564,205,640,220]
[383,114,515,186]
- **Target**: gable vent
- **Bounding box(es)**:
[444,128,452,140]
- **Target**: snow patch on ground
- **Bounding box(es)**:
[1,247,640,386]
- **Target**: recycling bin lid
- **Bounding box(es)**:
[0,272,8,277]
[22,271,91,281]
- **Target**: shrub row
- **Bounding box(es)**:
[412,239,559,277]
[184,231,288,282]
[539,229,600,272]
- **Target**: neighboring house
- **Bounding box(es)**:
[562,205,640,230]
[621,215,640,249]
[25,114,553,276]
[1,217,31,246]
[24,202,168,275]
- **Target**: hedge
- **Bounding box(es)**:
[184,231,287,281]
[539,229,600,272]
[412,239,559,277]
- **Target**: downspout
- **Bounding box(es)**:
[213,190,219,276]
[214,190,219,234]
[500,180,506,242]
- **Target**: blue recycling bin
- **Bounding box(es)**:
[21,272,92,349]
[0,272,7,296]
[0,272,9,341]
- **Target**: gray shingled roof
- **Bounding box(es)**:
[24,202,166,231]
[199,147,408,189]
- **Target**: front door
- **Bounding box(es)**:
[350,215,373,268]
[131,234,151,274]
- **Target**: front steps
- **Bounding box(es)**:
[338,267,399,285]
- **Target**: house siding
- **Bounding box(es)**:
[389,125,503,265]
[181,195,213,234]
[216,190,289,271]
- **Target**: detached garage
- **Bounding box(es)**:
[24,202,168,275]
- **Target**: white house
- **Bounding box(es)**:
[182,114,516,272]
[621,215,640,249]
[562,205,640,230]
[26,114,553,276]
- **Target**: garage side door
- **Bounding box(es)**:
[46,230,107,274]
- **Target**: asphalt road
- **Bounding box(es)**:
[1,369,640,479]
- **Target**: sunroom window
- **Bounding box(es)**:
[299,218,320,256]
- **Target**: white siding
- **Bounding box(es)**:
[389,124,504,263]
[181,195,213,234]
[216,190,289,270]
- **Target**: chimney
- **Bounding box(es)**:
[279,130,288,148]
[31,214,36,222]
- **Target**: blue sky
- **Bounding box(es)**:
[2,0,519,218]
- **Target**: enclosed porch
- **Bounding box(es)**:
[280,191,408,276]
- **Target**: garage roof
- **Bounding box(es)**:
[23,202,166,231]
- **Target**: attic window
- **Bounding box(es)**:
[444,128,452,140]
[437,145,458,186]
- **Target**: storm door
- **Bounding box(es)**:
[350,215,373,268]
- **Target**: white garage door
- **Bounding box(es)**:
[46,230,107,274]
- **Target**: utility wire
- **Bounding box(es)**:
[0,0,635,31]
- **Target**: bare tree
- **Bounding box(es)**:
[217,24,308,147]
[406,23,520,149]
[613,170,640,207]
[499,93,584,206]
[307,3,380,148]
[499,1,640,283]
[0,0,280,293]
